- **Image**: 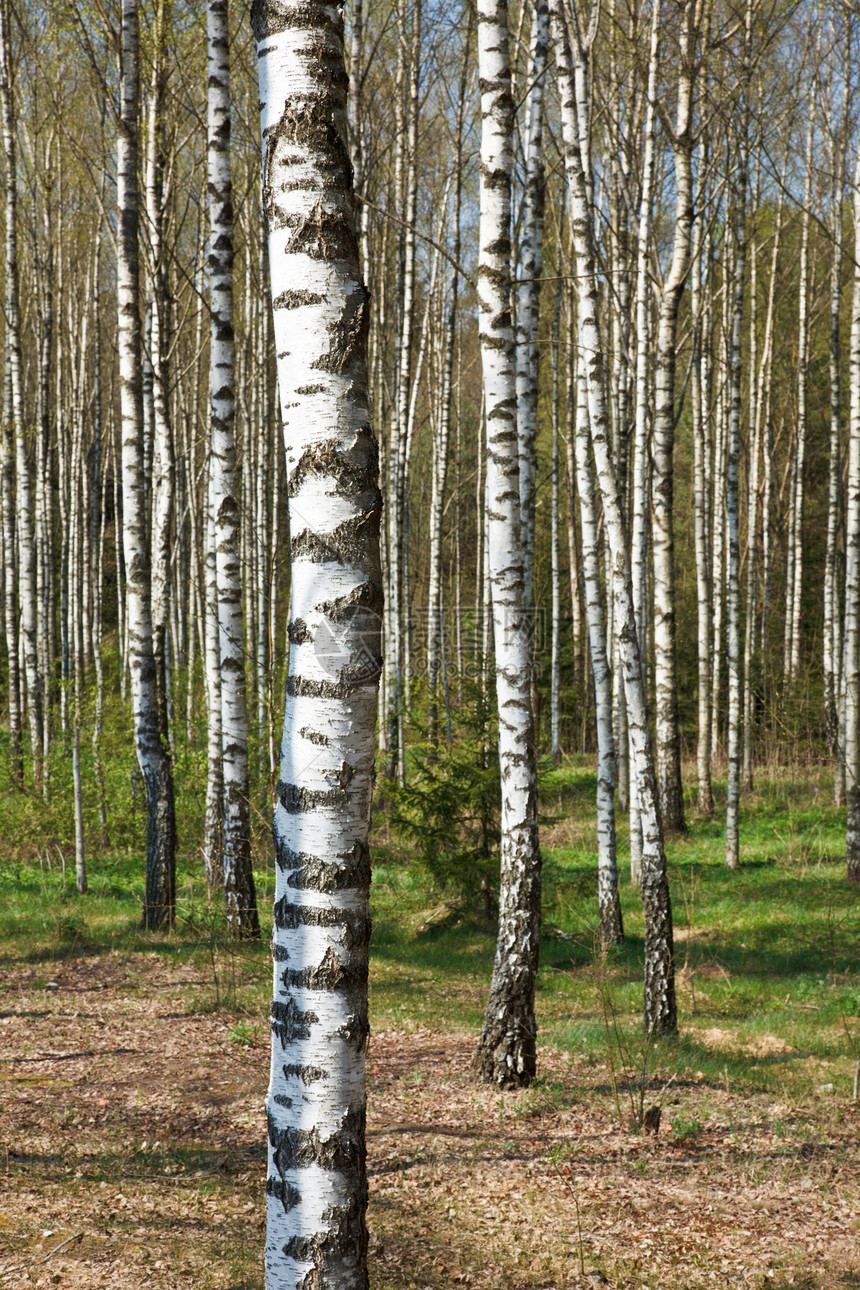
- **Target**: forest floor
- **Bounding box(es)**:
[1,759,859,1289]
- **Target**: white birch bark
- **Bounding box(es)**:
[427,165,462,745]
[473,0,542,1089]
[144,0,175,760]
[650,0,701,835]
[725,5,752,872]
[710,262,728,760]
[117,0,176,927]
[574,366,623,944]
[209,0,259,936]
[550,249,563,765]
[786,105,816,686]
[252,1,383,1282]
[691,184,713,818]
[825,75,847,789]
[629,0,660,877]
[551,0,676,1035]
[32,130,55,787]
[844,142,860,884]
[0,363,21,786]
[385,2,420,785]
[0,0,41,789]
[516,0,548,610]
[742,152,761,794]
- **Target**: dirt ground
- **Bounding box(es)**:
[1,953,858,1289]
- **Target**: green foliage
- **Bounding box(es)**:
[228,1020,264,1047]
[671,1113,704,1140]
[384,677,501,911]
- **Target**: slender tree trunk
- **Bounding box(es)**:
[427,183,461,746]
[650,0,700,835]
[629,0,660,875]
[786,106,816,687]
[118,0,176,928]
[0,0,41,790]
[550,245,563,766]
[146,0,175,765]
[825,78,847,798]
[844,143,860,883]
[92,238,108,841]
[691,181,713,817]
[516,0,548,612]
[253,2,382,1283]
[209,0,259,936]
[551,0,675,1035]
[574,365,623,944]
[0,363,21,787]
[725,6,752,871]
[473,0,542,1089]
[710,272,728,764]
[741,152,761,794]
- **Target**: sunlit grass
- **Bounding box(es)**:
[1,744,857,1103]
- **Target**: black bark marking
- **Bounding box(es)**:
[288,618,312,644]
[268,1103,366,1175]
[318,577,383,623]
[291,510,376,565]
[311,285,369,376]
[274,833,371,892]
[280,944,367,1028]
[270,997,318,1046]
[251,1,334,41]
[272,288,325,309]
[284,664,382,700]
[286,204,357,263]
[287,428,379,500]
[272,895,370,946]
[277,779,348,813]
[300,726,329,746]
[283,1062,328,1085]
[266,1175,301,1213]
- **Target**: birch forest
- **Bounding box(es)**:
[3,0,860,1287]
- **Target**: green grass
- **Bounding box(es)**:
[0,746,857,1102]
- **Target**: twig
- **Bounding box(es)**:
[354,194,477,290]
[37,1231,84,1264]
[552,1161,586,1277]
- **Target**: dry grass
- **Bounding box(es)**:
[1,953,858,1290]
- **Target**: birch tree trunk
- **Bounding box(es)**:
[844,143,860,883]
[574,367,623,945]
[0,364,21,787]
[252,1,382,1282]
[786,105,816,686]
[118,0,176,928]
[725,6,752,872]
[629,0,660,874]
[209,0,259,936]
[145,0,175,763]
[516,0,548,611]
[550,244,563,765]
[551,0,676,1035]
[649,0,701,836]
[0,0,41,790]
[825,78,847,792]
[427,135,463,746]
[691,184,713,817]
[742,151,761,793]
[473,0,542,1089]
